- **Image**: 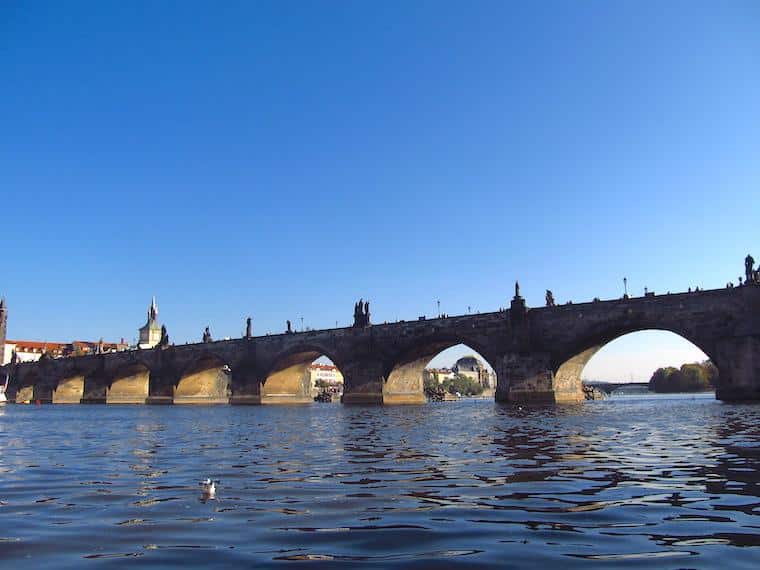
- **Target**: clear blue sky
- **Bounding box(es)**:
[2,1,758,379]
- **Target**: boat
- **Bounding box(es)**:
[314,390,332,403]
[0,373,8,404]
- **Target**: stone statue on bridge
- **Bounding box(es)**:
[286,320,292,334]
[159,325,169,348]
[245,317,252,339]
[353,299,371,327]
[202,326,212,343]
[745,254,755,284]
[545,290,555,307]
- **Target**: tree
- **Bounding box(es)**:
[422,369,437,392]
[648,361,718,393]
[441,373,484,396]
[649,366,678,392]
[703,361,719,386]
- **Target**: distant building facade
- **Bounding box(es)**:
[2,339,128,365]
[308,363,344,396]
[452,355,495,388]
[427,368,455,384]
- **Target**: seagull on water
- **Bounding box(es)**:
[199,478,219,499]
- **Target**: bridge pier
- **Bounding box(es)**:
[229,367,262,405]
[715,336,760,401]
[495,352,584,405]
[145,395,174,404]
[146,370,176,404]
[341,359,385,405]
[32,383,54,404]
[81,376,107,404]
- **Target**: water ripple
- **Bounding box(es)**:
[1,395,759,567]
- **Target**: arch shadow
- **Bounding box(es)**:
[13,370,49,404]
[174,353,231,405]
[106,362,151,404]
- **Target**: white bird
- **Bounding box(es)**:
[199,478,218,499]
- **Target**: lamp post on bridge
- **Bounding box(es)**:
[437,299,441,318]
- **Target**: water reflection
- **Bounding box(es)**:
[0,396,759,567]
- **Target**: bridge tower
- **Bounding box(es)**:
[137,296,162,349]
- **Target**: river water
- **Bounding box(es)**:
[1,395,759,568]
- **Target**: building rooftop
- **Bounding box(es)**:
[6,339,127,354]
[309,363,339,371]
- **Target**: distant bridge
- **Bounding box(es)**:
[2,285,759,405]
[583,381,651,395]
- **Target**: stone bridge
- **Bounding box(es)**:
[3,285,759,405]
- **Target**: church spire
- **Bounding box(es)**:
[148,296,158,322]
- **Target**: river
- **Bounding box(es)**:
[1,394,759,568]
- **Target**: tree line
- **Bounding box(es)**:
[423,370,485,399]
[648,361,718,393]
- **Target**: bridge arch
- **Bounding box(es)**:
[262,344,343,404]
[52,372,86,403]
[13,369,49,403]
[384,336,498,404]
[106,362,151,404]
[554,327,717,398]
[174,352,231,404]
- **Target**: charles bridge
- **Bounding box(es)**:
[3,284,760,405]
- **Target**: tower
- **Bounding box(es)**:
[148,296,158,321]
[0,298,7,364]
[138,296,162,349]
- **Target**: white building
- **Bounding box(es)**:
[428,368,455,384]
[308,363,344,396]
[2,340,62,364]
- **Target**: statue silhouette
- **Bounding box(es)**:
[746,254,755,283]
